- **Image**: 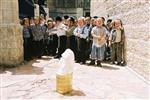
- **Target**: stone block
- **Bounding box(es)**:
[0,24,23,65]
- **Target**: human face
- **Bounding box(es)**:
[90,18,94,24]
[48,22,53,29]
[114,20,121,29]
[55,21,61,26]
[96,18,103,27]
[40,18,45,25]
[78,19,85,27]
[24,18,29,26]
[34,17,39,25]
[107,22,113,29]
[85,17,91,25]
[66,18,71,27]
[63,19,68,25]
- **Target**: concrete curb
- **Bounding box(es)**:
[126,66,150,85]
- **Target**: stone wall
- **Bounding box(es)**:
[91,0,150,81]
[0,0,23,66]
[47,0,90,18]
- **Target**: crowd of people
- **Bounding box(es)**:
[21,15,126,67]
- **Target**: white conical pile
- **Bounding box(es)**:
[57,49,75,75]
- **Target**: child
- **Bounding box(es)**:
[109,19,125,66]
[89,17,107,67]
[54,16,68,58]
[73,17,88,64]
[46,20,58,56]
[30,16,44,58]
[22,18,32,61]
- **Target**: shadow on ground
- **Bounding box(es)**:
[0,59,44,75]
[101,65,120,70]
[56,89,86,96]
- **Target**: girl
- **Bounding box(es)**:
[89,17,107,67]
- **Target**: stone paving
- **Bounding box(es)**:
[0,58,149,100]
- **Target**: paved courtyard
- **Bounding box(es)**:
[0,58,149,100]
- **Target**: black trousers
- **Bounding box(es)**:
[57,35,67,57]
[111,42,123,63]
[47,34,58,56]
[77,38,87,63]
[104,40,111,60]
[32,39,44,57]
[67,35,78,59]
[23,37,31,60]
[85,39,92,60]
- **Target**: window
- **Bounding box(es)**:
[64,0,75,8]
[56,0,64,8]
[56,0,75,8]
[85,12,90,17]
[77,0,84,7]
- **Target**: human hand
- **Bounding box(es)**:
[76,33,80,37]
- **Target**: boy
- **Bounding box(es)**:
[109,19,125,66]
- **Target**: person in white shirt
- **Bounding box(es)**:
[46,20,58,56]
[54,16,68,58]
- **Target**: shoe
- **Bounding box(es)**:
[75,60,81,63]
[88,60,95,65]
[110,61,115,64]
[54,55,61,59]
[120,62,126,66]
[117,62,121,65]
[97,61,102,67]
[81,61,86,64]
[37,56,41,58]
[52,54,56,56]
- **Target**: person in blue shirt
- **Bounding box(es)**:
[73,17,89,64]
